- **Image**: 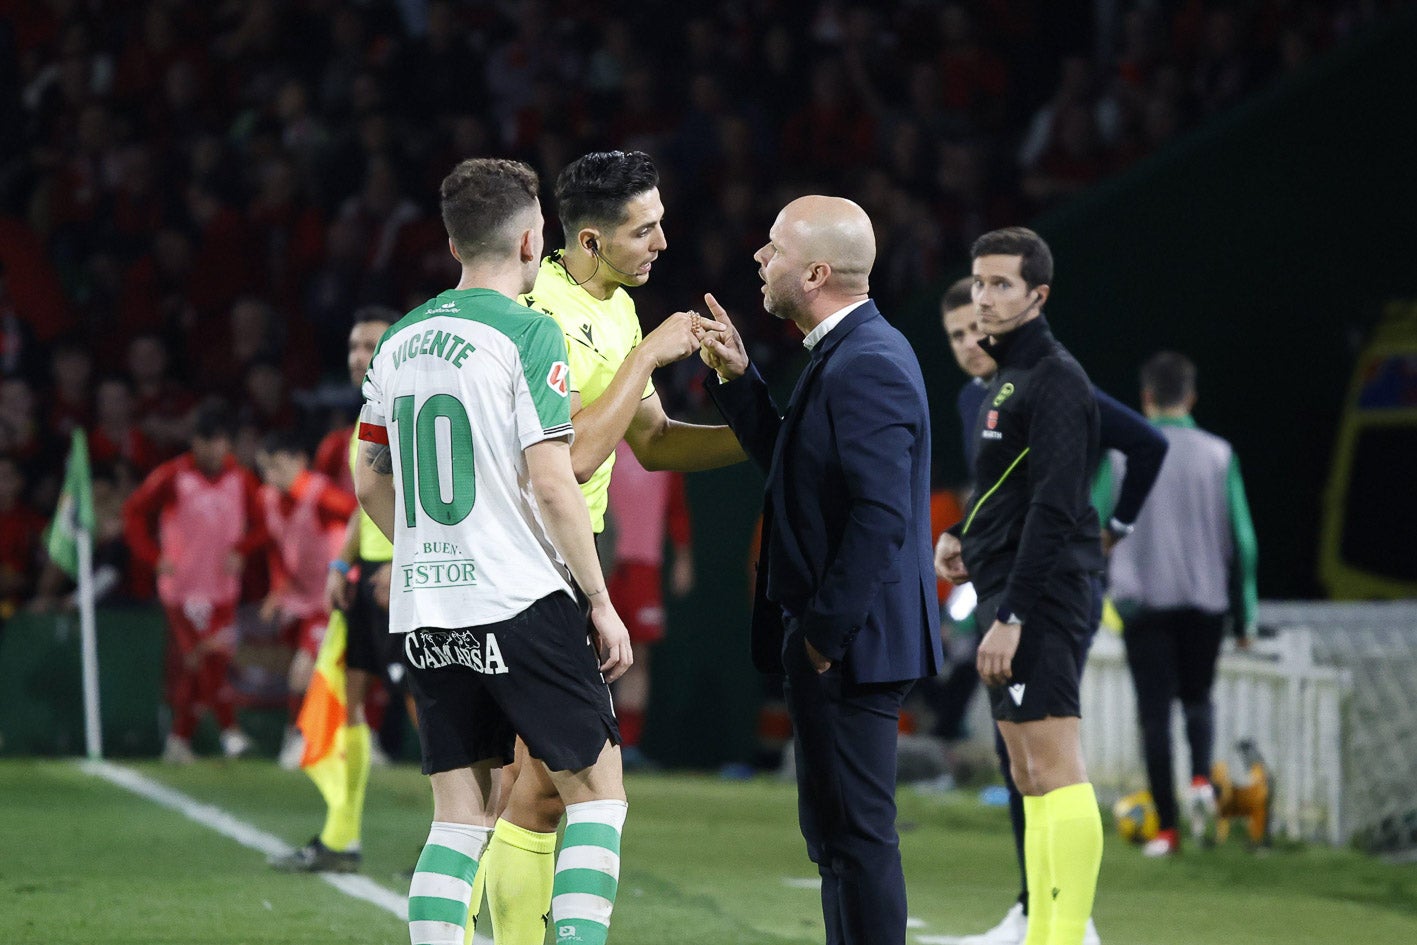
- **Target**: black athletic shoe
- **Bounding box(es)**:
[269,836,361,873]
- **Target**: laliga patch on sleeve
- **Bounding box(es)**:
[547,361,569,396]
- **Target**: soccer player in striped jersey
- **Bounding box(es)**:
[355,157,633,945]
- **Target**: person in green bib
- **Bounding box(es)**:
[1107,351,1258,857]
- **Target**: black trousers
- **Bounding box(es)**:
[1121,607,1227,831]
[783,621,914,945]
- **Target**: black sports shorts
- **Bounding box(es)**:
[403,591,620,776]
[978,570,1094,723]
[345,558,405,685]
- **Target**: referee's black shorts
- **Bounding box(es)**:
[978,570,1094,723]
[404,591,620,776]
[344,558,405,686]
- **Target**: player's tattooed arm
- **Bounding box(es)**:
[366,443,393,475]
[354,439,396,542]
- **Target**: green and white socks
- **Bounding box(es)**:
[409,800,627,945]
[551,800,628,945]
[408,822,492,945]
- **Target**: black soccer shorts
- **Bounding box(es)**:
[404,591,621,776]
[345,558,405,685]
[978,570,1093,723]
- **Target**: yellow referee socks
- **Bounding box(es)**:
[483,818,557,945]
[1042,782,1103,945]
[463,844,488,945]
[1021,795,1052,945]
[319,723,371,852]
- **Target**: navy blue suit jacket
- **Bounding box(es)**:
[708,301,943,685]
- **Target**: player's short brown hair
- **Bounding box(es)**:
[439,158,540,261]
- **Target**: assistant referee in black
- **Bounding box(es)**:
[935,227,1104,945]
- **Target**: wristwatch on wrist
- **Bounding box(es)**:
[1107,517,1135,539]
[995,606,1023,626]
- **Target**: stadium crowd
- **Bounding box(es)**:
[0,0,1398,616]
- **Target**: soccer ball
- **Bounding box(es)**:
[1112,789,1160,844]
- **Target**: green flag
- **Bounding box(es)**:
[45,429,96,579]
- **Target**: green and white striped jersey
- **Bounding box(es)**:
[359,287,576,631]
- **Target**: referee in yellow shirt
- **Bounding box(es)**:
[470,150,744,945]
[270,307,398,874]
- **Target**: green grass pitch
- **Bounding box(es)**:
[1,758,1413,944]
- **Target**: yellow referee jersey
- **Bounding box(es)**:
[520,254,654,532]
[348,432,394,562]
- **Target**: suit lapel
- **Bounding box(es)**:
[784,351,826,425]
[768,302,879,476]
[753,300,884,672]
[771,351,826,475]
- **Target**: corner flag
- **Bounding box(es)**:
[45,430,96,578]
[46,430,102,758]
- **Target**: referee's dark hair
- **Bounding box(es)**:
[555,151,659,239]
[941,276,974,312]
[1140,351,1197,409]
[971,226,1054,289]
[440,158,540,262]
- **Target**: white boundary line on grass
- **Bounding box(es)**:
[81,760,408,917]
[84,759,952,945]
[780,876,933,935]
[79,759,493,944]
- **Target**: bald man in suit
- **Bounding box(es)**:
[696,196,943,945]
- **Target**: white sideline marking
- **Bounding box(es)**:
[781,877,929,931]
[79,760,494,943]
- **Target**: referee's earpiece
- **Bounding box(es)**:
[578,235,640,279]
[582,237,639,279]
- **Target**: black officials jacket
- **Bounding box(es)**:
[955,315,1104,618]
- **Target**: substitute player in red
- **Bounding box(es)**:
[124,400,266,763]
[255,430,359,765]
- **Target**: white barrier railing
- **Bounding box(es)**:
[1078,627,1351,845]
[1256,602,1417,857]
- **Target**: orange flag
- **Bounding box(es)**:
[296,610,348,801]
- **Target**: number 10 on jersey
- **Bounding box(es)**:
[392,393,476,527]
